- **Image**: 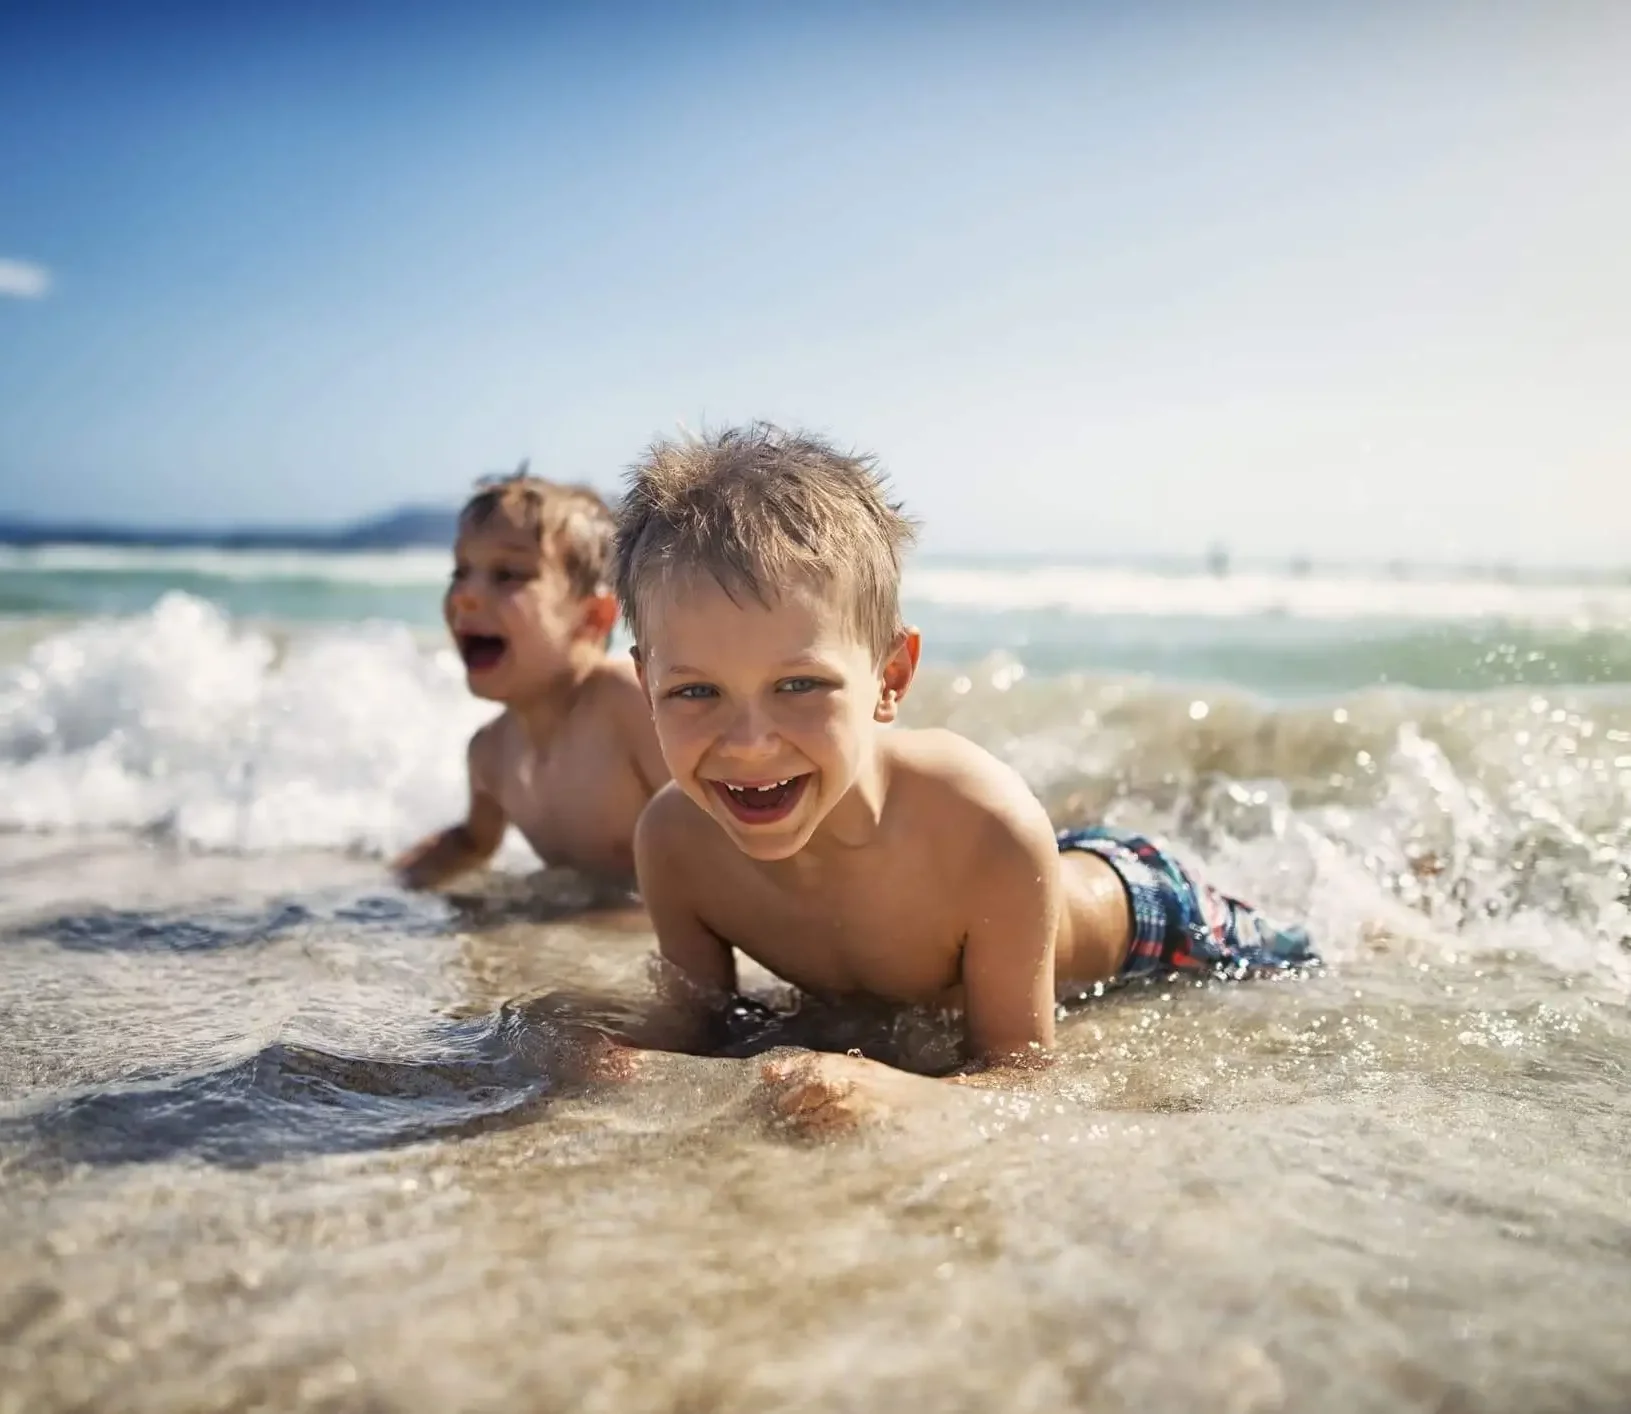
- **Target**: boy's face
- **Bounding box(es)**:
[444,519,610,702]
[636,572,917,861]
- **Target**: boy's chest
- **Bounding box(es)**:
[494,722,645,871]
[703,855,970,1005]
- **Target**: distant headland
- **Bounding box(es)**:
[0,505,459,552]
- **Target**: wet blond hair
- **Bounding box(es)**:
[613,424,917,659]
[458,462,616,600]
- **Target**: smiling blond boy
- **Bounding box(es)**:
[614,425,1314,1126]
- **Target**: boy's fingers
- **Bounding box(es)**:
[589,1044,642,1082]
[776,1075,854,1115]
[759,1053,815,1086]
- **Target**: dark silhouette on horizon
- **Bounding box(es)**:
[0,504,459,553]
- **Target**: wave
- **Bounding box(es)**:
[5,548,1631,628]
[0,593,1623,942]
[908,565,1631,626]
[1,593,1626,996]
[0,544,453,585]
[0,593,499,854]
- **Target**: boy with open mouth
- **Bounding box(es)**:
[608,424,1315,1130]
[393,468,669,893]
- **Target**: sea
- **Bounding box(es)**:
[2,545,1628,1412]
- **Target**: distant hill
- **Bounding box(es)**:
[0,504,460,552]
[331,506,459,549]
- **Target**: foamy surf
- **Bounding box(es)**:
[0,593,506,855]
[909,563,1631,626]
[0,544,454,584]
[3,592,1628,996]
[6,544,1631,626]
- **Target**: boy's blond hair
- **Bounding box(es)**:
[459,463,616,600]
[613,423,917,659]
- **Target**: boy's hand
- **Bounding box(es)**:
[759,1051,952,1137]
[574,1032,646,1084]
[396,730,507,890]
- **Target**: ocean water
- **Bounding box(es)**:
[2,547,1628,1412]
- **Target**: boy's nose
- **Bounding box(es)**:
[719,703,780,758]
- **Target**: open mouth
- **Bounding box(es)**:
[709,775,811,826]
[457,633,507,672]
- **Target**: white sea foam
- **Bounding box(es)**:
[0,593,517,857]
[906,565,1631,626]
[4,546,1630,626]
[4,594,1629,995]
[0,545,453,584]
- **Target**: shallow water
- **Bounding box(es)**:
[2,832,1627,1409]
[3,576,1631,1410]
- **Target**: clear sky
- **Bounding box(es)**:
[2,0,1627,563]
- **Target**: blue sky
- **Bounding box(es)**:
[2,1,1628,562]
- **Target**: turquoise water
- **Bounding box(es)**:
[5,545,1631,696]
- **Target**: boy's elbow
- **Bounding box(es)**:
[465,817,505,863]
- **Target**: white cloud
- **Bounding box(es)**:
[0,258,52,299]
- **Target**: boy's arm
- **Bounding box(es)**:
[628,792,738,1052]
[957,813,1060,1070]
[513,794,736,1081]
[393,729,507,889]
[758,811,1060,1133]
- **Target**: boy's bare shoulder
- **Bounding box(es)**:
[892,726,1044,812]
[577,659,650,736]
[579,656,667,788]
[890,727,1057,853]
[467,711,513,782]
[633,784,740,902]
[634,782,718,854]
[577,656,644,711]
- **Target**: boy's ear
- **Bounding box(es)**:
[577,591,619,642]
[874,627,922,724]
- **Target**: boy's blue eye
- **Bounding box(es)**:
[669,683,718,700]
[450,565,469,583]
[776,677,825,694]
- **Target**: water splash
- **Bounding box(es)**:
[0,593,496,854]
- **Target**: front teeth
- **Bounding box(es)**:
[728,779,792,794]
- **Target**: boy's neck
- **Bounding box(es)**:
[508,644,607,745]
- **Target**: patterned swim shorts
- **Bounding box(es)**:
[1058,826,1317,978]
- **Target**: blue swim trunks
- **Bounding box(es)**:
[1058,826,1316,979]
